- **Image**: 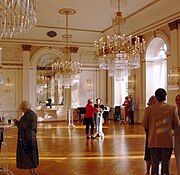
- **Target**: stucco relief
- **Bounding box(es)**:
[2,47,23,63]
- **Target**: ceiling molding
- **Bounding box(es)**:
[36,0,160,34]
[0,39,94,48]
[103,0,161,33]
[129,12,180,36]
[36,25,102,33]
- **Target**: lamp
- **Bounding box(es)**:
[0,0,37,38]
[168,65,180,90]
[93,0,145,77]
[52,8,81,89]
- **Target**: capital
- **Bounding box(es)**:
[168,20,180,31]
[22,45,31,51]
[69,47,79,53]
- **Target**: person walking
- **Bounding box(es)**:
[14,100,39,175]
[142,88,179,175]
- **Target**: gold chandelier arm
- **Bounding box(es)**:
[118,0,120,12]
[65,12,69,48]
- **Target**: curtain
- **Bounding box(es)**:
[146,58,167,104]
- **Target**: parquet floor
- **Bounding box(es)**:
[1,121,176,175]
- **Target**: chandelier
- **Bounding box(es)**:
[168,65,180,91]
[52,8,81,89]
[93,0,145,77]
[0,0,37,38]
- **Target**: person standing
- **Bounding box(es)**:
[122,96,130,123]
[85,99,99,139]
[144,95,157,175]
[94,98,105,123]
[174,94,180,175]
[129,95,135,124]
[14,101,39,175]
[142,88,179,175]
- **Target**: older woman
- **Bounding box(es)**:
[14,101,39,175]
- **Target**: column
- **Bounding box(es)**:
[69,47,79,108]
[22,45,31,102]
[107,75,114,107]
[134,54,146,123]
[167,20,180,105]
[99,69,107,105]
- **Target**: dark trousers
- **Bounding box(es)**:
[150,148,173,175]
[129,111,134,124]
[84,118,94,135]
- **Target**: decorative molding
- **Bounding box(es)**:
[129,13,180,36]
[22,44,31,51]
[2,48,23,63]
[36,25,102,33]
[69,47,78,53]
[168,19,180,31]
[103,0,161,33]
[0,39,93,48]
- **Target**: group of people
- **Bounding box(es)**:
[84,98,104,139]
[142,89,180,175]
[0,90,179,175]
[122,95,135,124]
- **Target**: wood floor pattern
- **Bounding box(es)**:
[1,121,176,175]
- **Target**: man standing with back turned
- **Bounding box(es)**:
[143,88,179,175]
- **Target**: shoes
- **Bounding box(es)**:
[86,136,91,139]
[96,134,100,137]
[91,136,96,139]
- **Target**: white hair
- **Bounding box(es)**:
[19,100,31,110]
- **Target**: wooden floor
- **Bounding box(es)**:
[1,121,176,175]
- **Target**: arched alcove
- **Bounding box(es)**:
[145,37,168,104]
[30,47,64,108]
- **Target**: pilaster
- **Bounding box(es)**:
[22,44,31,102]
[167,20,180,104]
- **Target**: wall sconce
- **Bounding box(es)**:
[87,79,94,92]
[4,78,14,93]
[168,65,180,91]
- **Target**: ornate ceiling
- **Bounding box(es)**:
[0,0,179,49]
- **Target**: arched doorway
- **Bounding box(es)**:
[36,53,64,107]
[145,37,168,104]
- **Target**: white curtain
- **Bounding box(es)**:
[146,59,167,104]
[114,77,128,106]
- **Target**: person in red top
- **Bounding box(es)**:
[85,99,98,139]
[122,96,130,122]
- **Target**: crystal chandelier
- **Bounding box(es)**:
[168,65,180,91]
[52,8,81,89]
[0,0,37,38]
[93,0,145,77]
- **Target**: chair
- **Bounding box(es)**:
[114,106,121,122]
[77,107,86,123]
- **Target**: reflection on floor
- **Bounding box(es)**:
[1,121,176,175]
